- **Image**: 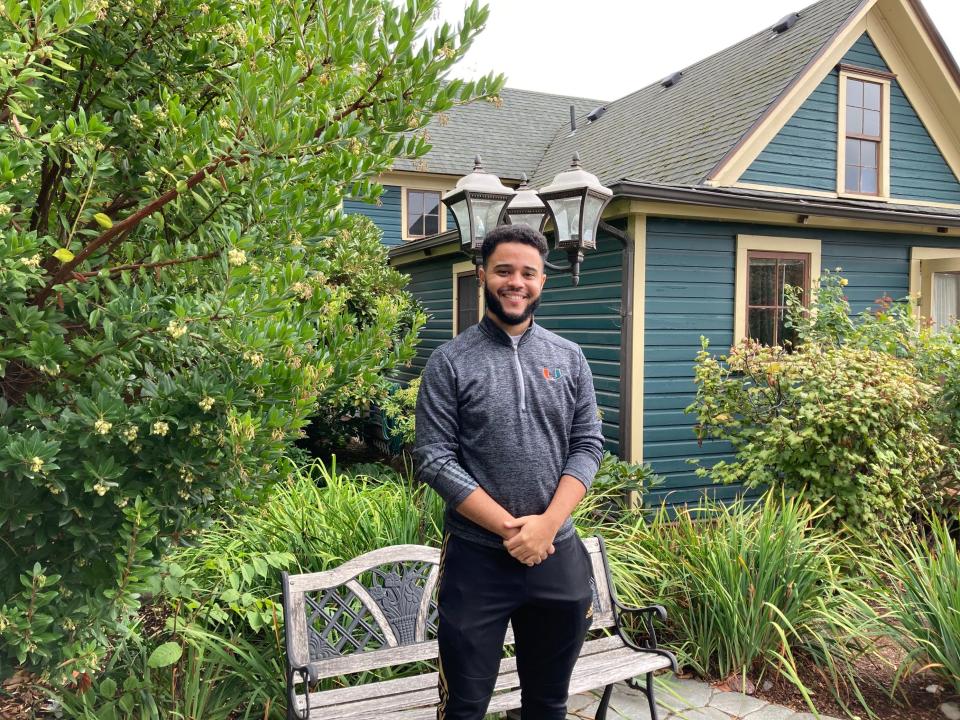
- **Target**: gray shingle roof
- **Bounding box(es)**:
[391,87,604,180]
[525,0,865,187]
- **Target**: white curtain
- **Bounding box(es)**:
[932,273,960,332]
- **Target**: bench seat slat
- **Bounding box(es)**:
[298,640,672,719]
[303,635,625,709]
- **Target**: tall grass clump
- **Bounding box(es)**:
[167,458,445,631]
[873,515,960,694]
[605,493,878,712]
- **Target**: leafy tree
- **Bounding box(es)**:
[0,0,502,679]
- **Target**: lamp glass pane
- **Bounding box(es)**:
[449,199,471,246]
[546,196,582,243]
[508,211,546,232]
[581,195,606,245]
[470,198,507,243]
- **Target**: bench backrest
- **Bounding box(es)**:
[281,536,616,680]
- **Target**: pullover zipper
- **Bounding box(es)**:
[513,342,526,412]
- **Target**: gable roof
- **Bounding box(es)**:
[391,87,603,181]
[531,0,866,188]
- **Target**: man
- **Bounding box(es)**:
[413,224,605,720]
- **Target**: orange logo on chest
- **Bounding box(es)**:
[542,367,563,381]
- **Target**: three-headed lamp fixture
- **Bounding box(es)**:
[442,153,612,286]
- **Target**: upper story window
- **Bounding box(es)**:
[406,189,441,239]
[838,67,891,199]
[844,78,882,194]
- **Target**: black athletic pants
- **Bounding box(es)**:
[435,531,594,720]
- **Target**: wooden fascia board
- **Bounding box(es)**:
[705,0,876,186]
[864,2,960,184]
[622,199,960,237]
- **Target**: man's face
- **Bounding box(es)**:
[479,241,547,327]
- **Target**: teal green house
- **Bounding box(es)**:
[349,0,960,506]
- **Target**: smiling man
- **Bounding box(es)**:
[413,224,605,720]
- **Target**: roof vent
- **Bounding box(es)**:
[772,12,799,34]
[661,71,682,89]
[586,106,607,123]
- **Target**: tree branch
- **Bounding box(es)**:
[32,152,249,306]
[76,250,221,279]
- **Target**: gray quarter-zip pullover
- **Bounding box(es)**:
[413,315,605,549]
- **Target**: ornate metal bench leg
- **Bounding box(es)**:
[645,672,659,720]
[595,684,614,720]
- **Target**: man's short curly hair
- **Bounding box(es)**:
[480,225,548,269]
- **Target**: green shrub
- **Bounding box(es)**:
[379,377,420,449]
[0,0,501,679]
[605,494,878,712]
[873,515,960,694]
[689,337,946,531]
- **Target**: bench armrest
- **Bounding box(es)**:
[612,602,679,673]
[288,665,311,720]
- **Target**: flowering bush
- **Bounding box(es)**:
[688,272,950,530]
[0,0,501,680]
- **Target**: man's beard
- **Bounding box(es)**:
[484,286,541,327]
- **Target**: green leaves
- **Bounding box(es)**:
[146,641,183,668]
[2,0,485,678]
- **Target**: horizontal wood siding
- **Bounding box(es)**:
[739,71,838,192]
[344,185,403,247]
[539,232,624,457]
[391,255,456,386]
[390,231,624,456]
[642,216,960,508]
[740,33,960,204]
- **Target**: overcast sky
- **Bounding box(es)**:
[431,0,960,102]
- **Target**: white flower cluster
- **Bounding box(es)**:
[151,421,169,436]
[167,320,187,339]
[198,396,215,412]
[94,418,112,435]
[227,248,247,266]
[21,254,41,268]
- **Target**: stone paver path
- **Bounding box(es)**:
[563,676,844,720]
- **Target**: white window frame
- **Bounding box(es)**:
[837,67,892,201]
[734,235,822,344]
[402,187,447,241]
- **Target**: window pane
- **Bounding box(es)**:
[748,307,777,346]
[932,273,960,333]
[781,259,806,301]
[860,167,878,194]
[863,81,881,111]
[749,258,776,305]
[424,192,440,216]
[409,215,423,236]
[847,107,863,135]
[457,273,479,334]
[847,78,864,108]
[860,140,877,168]
[424,213,439,236]
[863,109,880,137]
[845,138,860,166]
[779,309,798,348]
[845,165,860,193]
[409,191,423,215]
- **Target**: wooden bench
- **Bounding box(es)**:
[281,535,677,720]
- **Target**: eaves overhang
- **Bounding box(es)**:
[388,229,460,261]
[610,180,960,228]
